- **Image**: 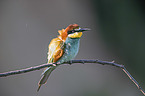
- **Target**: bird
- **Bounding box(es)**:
[37,24,90,91]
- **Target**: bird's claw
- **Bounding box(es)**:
[68,60,73,65]
[81,60,85,64]
[111,60,115,63]
[52,64,57,66]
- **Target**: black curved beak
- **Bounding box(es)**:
[74,28,91,32]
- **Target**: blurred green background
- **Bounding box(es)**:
[0,0,144,96]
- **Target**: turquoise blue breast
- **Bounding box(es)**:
[57,37,80,64]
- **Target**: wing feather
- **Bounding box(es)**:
[47,38,65,63]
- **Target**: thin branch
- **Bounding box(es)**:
[0,59,144,95]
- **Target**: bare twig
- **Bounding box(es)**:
[0,59,144,95]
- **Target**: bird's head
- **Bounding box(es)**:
[58,24,90,41]
[66,24,90,38]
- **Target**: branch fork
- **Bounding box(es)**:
[0,59,144,95]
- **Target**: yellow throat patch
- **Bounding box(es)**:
[68,32,83,38]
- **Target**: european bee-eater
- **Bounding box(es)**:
[37,24,90,91]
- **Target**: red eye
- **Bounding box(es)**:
[67,30,75,34]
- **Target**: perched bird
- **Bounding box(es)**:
[37,24,90,91]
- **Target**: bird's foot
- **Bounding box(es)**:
[52,64,57,66]
[81,60,85,64]
[68,60,73,65]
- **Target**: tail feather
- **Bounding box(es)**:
[37,66,56,92]
[37,85,41,92]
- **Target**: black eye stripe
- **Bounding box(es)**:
[72,30,75,32]
[67,28,90,34]
[67,31,72,34]
[67,30,75,34]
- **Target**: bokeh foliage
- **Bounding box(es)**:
[93,0,145,83]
